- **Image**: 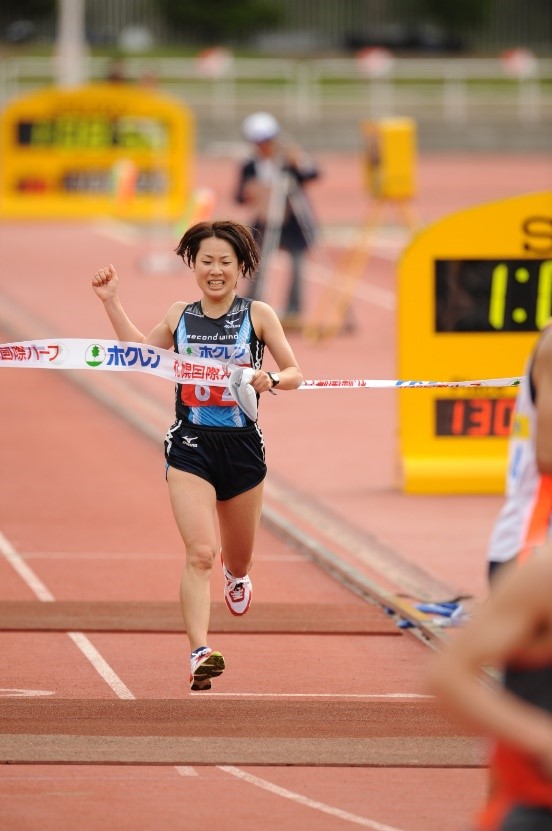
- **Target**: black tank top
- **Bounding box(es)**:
[504,664,552,714]
[173,296,264,427]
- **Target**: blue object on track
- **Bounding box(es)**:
[415,602,459,617]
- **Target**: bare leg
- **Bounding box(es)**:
[217,481,264,578]
[167,468,218,652]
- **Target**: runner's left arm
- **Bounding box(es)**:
[249,301,303,394]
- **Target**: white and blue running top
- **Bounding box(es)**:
[173,296,264,427]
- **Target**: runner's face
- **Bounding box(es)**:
[194,237,240,299]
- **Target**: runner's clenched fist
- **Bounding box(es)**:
[91,264,118,301]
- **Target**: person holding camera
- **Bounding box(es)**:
[235,111,320,329]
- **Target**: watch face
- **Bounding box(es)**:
[269,372,280,385]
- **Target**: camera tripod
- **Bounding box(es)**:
[303,196,420,342]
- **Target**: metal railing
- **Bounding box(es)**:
[1,55,550,126]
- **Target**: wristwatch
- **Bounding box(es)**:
[267,371,280,388]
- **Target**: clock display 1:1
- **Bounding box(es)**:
[435,259,552,333]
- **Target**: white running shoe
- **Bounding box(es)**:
[189,646,225,691]
[222,559,252,616]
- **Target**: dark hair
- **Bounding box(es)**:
[175,220,260,280]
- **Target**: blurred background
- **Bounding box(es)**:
[0,0,550,587]
[0,0,550,152]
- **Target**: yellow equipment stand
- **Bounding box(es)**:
[304,117,418,342]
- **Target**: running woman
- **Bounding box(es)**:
[92,220,303,691]
[486,322,552,585]
[429,543,552,830]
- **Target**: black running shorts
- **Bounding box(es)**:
[164,420,267,501]
[501,806,552,831]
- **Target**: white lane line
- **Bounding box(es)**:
[0,530,134,700]
[0,689,55,697]
[20,553,184,561]
[0,526,416,821]
[323,227,409,250]
[92,219,396,310]
[0,528,199,772]
[66,633,135,700]
[341,279,395,310]
[19,552,305,562]
[193,693,432,699]
[0,775,190,781]
[0,531,54,602]
[307,268,396,311]
[92,219,141,245]
[218,766,409,831]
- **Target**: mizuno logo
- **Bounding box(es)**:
[182,435,198,448]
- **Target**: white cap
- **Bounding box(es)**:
[242,112,280,144]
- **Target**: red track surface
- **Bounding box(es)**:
[0,151,549,830]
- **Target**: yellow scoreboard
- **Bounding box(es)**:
[0,83,194,221]
[398,191,552,494]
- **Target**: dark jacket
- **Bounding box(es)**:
[235,157,319,253]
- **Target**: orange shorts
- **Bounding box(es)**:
[477,743,552,831]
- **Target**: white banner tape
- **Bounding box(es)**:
[299,378,523,389]
[0,339,233,386]
[0,339,523,390]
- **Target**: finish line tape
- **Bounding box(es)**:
[0,338,523,390]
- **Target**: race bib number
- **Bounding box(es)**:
[181,382,241,408]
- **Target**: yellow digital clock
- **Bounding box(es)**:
[0,83,194,220]
[397,191,552,494]
[16,115,169,150]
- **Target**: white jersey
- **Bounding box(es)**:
[487,354,552,564]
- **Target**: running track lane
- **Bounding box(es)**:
[0,335,486,830]
[3,151,532,829]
